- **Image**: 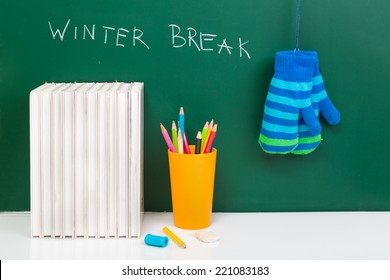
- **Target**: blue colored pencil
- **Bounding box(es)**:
[179,107,185,140]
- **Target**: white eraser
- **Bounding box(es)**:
[195,231,220,243]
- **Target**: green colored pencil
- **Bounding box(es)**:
[171,121,178,153]
[200,121,209,153]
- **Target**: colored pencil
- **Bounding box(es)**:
[179,107,185,140]
[204,124,217,153]
[183,132,191,154]
[171,121,178,152]
[159,108,218,154]
[201,120,213,154]
[160,123,176,153]
[177,128,184,154]
[200,121,209,153]
[195,131,202,154]
[163,226,186,249]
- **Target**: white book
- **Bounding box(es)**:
[30,83,53,237]
[42,83,68,237]
[86,83,105,238]
[41,83,54,237]
[117,83,132,238]
[107,82,122,237]
[52,85,61,238]
[53,83,75,238]
[96,83,114,238]
[130,82,144,237]
[62,83,84,238]
[74,83,95,237]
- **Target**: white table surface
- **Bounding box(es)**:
[1,212,390,260]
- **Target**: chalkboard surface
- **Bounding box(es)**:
[1,0,390,212]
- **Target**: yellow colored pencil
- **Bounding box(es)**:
[163,226,186,249]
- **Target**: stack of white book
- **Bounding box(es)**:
[29,82,144,238]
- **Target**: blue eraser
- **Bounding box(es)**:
[144,234,169,248]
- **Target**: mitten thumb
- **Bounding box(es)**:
[301,105,322,135]
[319,97,340,125]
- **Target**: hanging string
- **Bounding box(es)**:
[295,0,301,51]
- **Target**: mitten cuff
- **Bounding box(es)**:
[274,51,316,82]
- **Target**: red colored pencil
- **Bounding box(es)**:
[204,124,217,153]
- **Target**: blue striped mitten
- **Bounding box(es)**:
[292,51,341,155]
[259,51,321,154]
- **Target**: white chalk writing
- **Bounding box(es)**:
[48,19,150,50]
[47,19,251,59]
[169,24,251,59]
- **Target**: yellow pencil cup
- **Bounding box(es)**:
[168,145,217,230]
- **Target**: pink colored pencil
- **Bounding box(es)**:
[183,132,191,154]
[160,123,176,153]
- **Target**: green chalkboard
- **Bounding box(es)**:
[1,0,390,212]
